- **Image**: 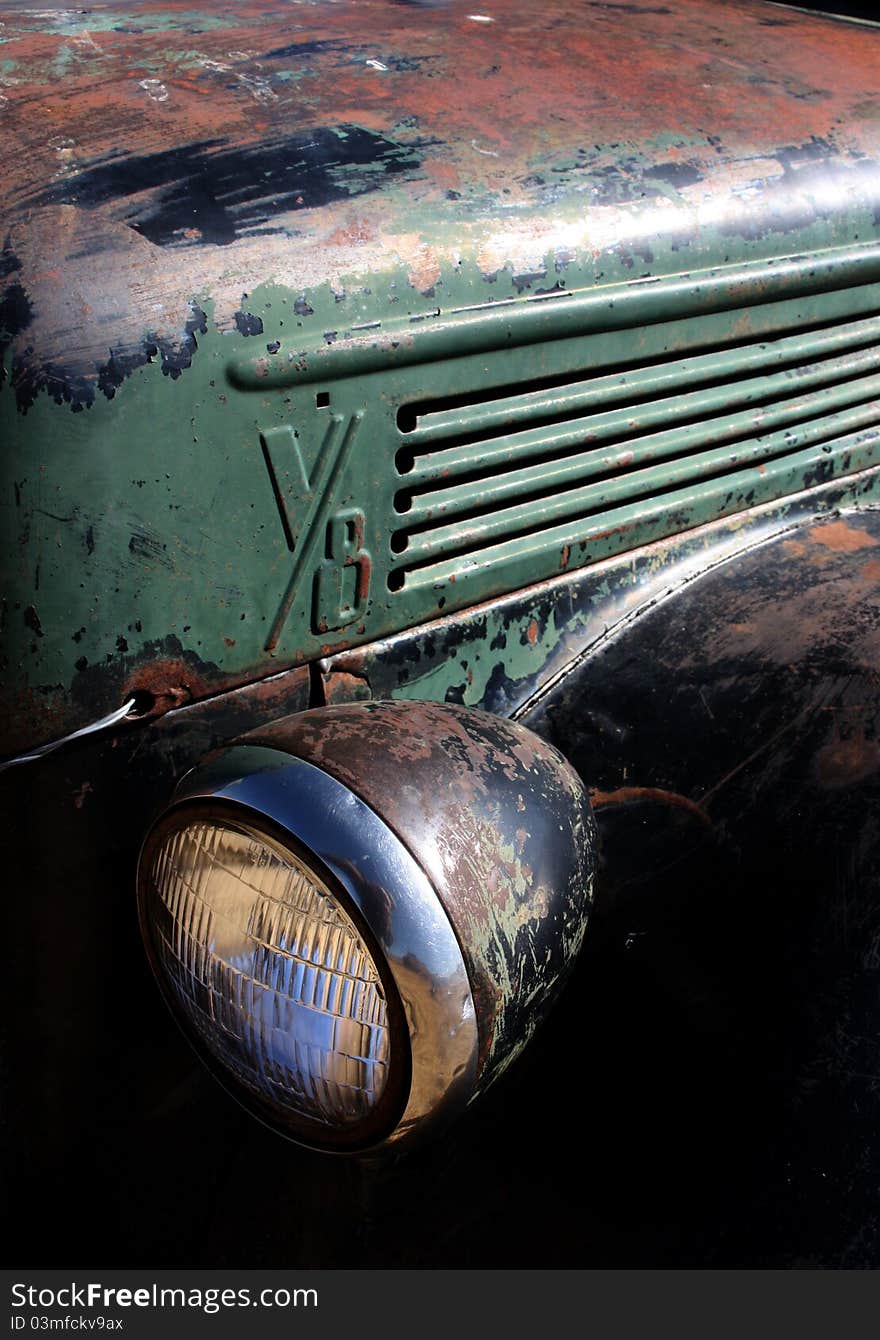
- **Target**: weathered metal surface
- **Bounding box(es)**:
[2,0,880,390]
[6,276,880,757]
[318,466,880,713]
[7,491,880,1263]
[4,0,880,754]
[518,502,880,960]
[241,700,595,1090]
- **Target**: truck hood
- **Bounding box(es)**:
[2,0,880,409]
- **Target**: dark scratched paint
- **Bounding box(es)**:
[260,39,352,62]
[0,243,31,385]
[11,298,209,412]
[233,310,264,336]
[513,511,880,1266]
[33,128,425,248]
[587,4,673,12]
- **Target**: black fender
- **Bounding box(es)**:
[517,509,880,1219]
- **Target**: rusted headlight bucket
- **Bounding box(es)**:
[137,701,596,1152]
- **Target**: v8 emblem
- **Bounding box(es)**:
[313,508,371,634]
[259,413,369,649]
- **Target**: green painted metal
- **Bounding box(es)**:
[401,428,880,589]
[5,0,880,752]
[406,309,880,447]
[4,245,880,752]
[228,247,880,389]
[322,464,880,717]
[402,368,880,514]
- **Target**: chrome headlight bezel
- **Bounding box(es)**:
[137,746,481,1153]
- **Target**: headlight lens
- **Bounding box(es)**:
[140,809,405,1147]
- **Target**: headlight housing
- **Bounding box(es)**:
[138,702,596,1152]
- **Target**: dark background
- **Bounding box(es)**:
[771,2,876,19]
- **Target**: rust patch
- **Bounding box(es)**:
[124,657,211,719]
[590,784,712,827]
[355,552,372,607]
[321,668,372,705]
[815,730,880,789]
[5,0,880,408]
[782,539,809,559]
[809,520,880,554]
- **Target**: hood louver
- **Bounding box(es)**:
[389,292,880,594]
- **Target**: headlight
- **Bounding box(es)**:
[138,702,596,1152]
[141,811,406,1150]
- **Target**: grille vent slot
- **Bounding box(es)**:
[390,299,880,591]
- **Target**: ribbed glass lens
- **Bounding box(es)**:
[144,818,391,1131]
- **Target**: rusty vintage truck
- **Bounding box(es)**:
[2,0,880,1265]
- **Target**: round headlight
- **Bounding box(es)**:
[138,702,596,1152]
[141,808,407,1149]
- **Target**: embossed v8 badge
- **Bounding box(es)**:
[259,415,370,645]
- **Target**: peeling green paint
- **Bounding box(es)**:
[4,0,880,753]
[1,11,234,37]
[6,244,880,753]
[321,466,880,717]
